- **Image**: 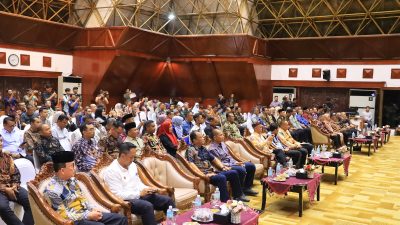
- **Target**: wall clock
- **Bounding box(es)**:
[8,54,19,66]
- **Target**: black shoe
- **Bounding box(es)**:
[235,195,250,202]
[243,189,258,196]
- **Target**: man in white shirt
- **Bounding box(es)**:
[190,113,206,135]
[51,114,72,151]
[361,106,373,128]
[0,116,34,164]
[102,143,175,225]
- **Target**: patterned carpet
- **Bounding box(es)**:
[247,136,400,225]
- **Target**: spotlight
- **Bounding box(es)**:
[168,13,175,20]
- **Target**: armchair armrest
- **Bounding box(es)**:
[89,172,131,210]
[75,173,122,213]
[158,154,200,191]
[135,161,175,198]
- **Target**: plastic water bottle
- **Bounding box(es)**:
[352,132,356,138]
[194,195,202,209]
[287,158,293,168]
[316,145,321,155]
[267,167,274,177]
[211,188,220,208]
[311,148,315,158]
[276,163,282,175]
[166,205,174,225]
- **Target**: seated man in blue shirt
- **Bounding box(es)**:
[208,129,258,199]
[186,131,247,202]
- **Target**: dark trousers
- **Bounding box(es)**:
[285,150,302,168]
[129,194,175,225]
[273,149,288,167]
[300,143,313,156]
[0,187,34,225]
[74,212,127,225]
[231,162,255,190]
[211,170,243,201]
[330,134,341,148]
[287,148,308,168]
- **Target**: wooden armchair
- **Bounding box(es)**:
[90,154,169,225]
[140,154,200,210]
[27,163,122,225]
[243,138,273,169]
[310,124,332,149]
[175,149,228,202]
[224,141,265,178]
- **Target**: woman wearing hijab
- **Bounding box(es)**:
[191,102,200,114]
[171,116,184,140]
[95,106,107,126]
[158,120,180,157]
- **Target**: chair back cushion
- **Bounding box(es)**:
[14,158,36,189]
[142,157,168,185]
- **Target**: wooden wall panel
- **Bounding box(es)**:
[289,68,298,77]
[337,68,347,78]
[43,56,51,67]
[391,69,400,79]
[20,54,30,66]
[312,68,321,78]
[363,68,374,79]
[0,52,5,64]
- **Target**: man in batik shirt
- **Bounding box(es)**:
[0,136,34,225]
[35,124,64,165]
[73,123,101,172]
[44,151,127,225]
[99,121,124,158]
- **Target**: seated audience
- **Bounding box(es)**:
[35,124,64,165]
[99,120,124,157]
[269,96,282,108]
[0,136,34,225]
[204,116,221,139]
[51,114,72,152]
[20,104,38,129]
[44,151,127,225]
[171,116,184,140]
[222,112,243,141]
[102,143,174,225]
[269,123,302,168]
[186,131,246,202]
[248,122,288,166]
[182,112,194,136]
[39,106,51,126]
[190,113,206,135]
[142,120,167,155]
[277,121,309,168]
[158,120,182,157]
[124,122,144,160]
[23,117,41,154]
[73,123,101,172]
[209,129,258,200]
[1,116,34,164]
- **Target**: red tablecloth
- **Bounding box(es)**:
[350,137,378,151]
[261,173,322,202]
[310,154,352,175]
[166,202,259,225]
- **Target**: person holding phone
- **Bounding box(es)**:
[103,143,174,225]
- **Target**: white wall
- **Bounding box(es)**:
[0,47,73,76]
[270,64,400,87]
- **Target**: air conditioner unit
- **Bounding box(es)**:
[58,76,82,99]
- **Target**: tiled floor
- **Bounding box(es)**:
[247,136,400,225]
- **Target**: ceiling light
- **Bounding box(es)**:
[168,13,175,20]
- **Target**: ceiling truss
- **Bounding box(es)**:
[0,0,399,38]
